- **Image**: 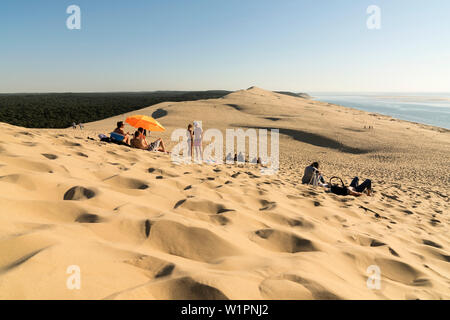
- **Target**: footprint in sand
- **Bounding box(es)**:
[259,200,277,211]
[0,246,52,275]
[103,175,149,190]
[374,258,430,287]
[280,274,341,300]
[210,215,231,226]
[174,199,186,209]
[125,255,175,279]
[126,276,228,300]
[174,198,235,214]
[42,153,58,160]
[144,220,152,238]
[75,213,102,223]
[348,234,386,248]
[245,171,260,179]
[64,141,82,147]
[263,212,315,229]
[389,247,400,257]
[429,219,441,226]
[64,186,96,201]
[253,228,317,253]
[422,240,443,249]
[370,239,386,247]
[22,141,38,147]
[76,152,89,158]
[144,220,240,263]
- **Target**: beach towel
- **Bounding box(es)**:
[110,132,125,142]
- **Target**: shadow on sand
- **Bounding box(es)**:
[235,125,373,155]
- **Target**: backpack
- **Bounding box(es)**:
[329,177,349,196]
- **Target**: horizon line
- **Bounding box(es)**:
[1,89,450,95]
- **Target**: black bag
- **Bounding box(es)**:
[329,177,349,196]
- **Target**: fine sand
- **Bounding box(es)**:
[0,87,448,299]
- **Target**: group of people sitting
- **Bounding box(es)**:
[112,121,169,153]
[302,162,372,197]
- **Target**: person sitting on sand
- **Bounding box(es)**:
[137,127,149,147]
[302,162,326,186]
[113,121,130,144]
[130,131,168,153]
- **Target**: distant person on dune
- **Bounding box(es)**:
[187,123,194,160]
[193,121,203,163]
[302,162,327,186]
[131,131,168,153]
[113,121,130,145]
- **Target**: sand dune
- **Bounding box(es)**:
[0,87,448,299]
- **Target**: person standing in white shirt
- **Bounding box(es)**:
[193,121,203,163]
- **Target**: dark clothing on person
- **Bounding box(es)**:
[350,177,372,193]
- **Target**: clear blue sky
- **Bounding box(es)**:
[1,0,449,93]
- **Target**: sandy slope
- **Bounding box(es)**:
[0,87,448,299]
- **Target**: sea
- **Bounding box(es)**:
[312,93,450,130]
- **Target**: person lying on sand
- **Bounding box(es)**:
[130,131,168,153]
[302,162,327,186]
[348,176,372,196]
[328,176,372,197]
[113,121,130,145]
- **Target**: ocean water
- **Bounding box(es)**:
[312,93,450,129]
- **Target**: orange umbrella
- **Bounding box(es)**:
[125,115,165,132]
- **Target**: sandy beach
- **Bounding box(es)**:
[0,87,448,300]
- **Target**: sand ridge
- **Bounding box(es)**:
[0,87,448,299]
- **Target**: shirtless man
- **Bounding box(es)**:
[130,131,168,153]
